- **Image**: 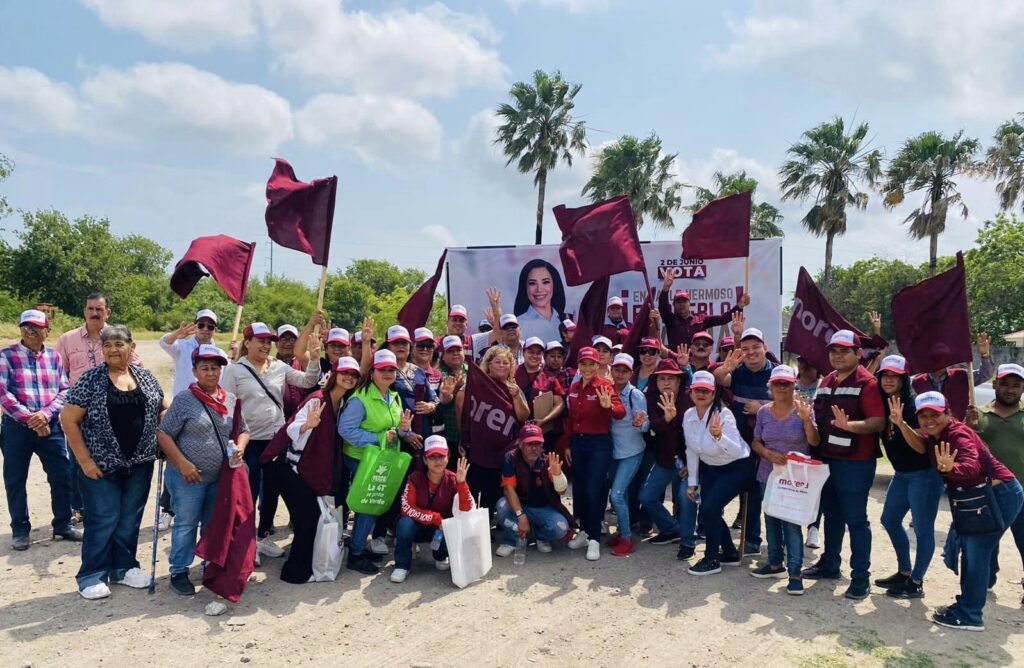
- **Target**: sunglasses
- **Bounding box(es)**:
[638,348,659,356]
[195,322,217,331]
[415,342,436,350]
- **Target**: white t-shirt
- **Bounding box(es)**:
[159,334,201,396]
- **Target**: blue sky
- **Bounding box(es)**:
[2,0,1022,299]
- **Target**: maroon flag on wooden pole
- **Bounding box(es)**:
[554,196,646,287]
[784,267,888,374]
[620,294,653,358]
[891,252,971,373]
[681,191,751,260]
[265,158,337,266]
[566,276,610,367]
[460,362,518,469]
[170,235,256,306]
[398,250,447,332]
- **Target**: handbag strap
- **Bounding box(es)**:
[199,402,230,458]
[241,362,283,411]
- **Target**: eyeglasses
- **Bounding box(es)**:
[19,324,44,334]
[638,348,659,356]
[195,322,217,331]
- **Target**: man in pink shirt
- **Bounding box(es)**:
[54,293,142,522]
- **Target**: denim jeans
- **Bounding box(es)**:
[496,497,571,546]
[991,485,1024,585]
[628,445,657,529]
[698,458,752,560]
[344,453,377,557]
[1,416,73,538]
[879,467,944,581]
[609,453,643,539]
[570,434,613,539]
[76,461,154,590]
[638,463,698,547]
[394,516,449,570]
[164,466,219,576]
[820,458,876,582]
[69,456,84,513]
[761,481,804,577]
[957,479,1024,625]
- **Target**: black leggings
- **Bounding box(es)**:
[243,439,283,538]
[266,458,320,584]
[467,464,502,524]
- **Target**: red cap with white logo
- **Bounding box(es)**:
[335,356,360,374]
[448,305,468,319]
[879,355,908,375]
[915,391,947,414]
[373,349,399,369]
[828,329,857,348]
[327,328,351,345]
[769,365,798,384]
[19,309,48,328]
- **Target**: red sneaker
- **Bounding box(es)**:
[607,534,623,548]
[611,538,635,557]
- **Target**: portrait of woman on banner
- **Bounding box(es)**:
[513,259,567,345]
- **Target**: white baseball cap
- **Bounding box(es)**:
[996,363,1024,380]
[327,328,351,345]
[499,314,519,328]
[386,325,411,343]
[373,349,399,369]
[592,335,613,349]
[441,335,463,351]
[424,435,449,457]
[448,305,468,319]
[523,336,545,350]
[414,327,434,343]
[192,343,228,366]
[768,365,798,384]
[195,309,218,324]
[740,327,764,343]
[828,329,858,348]
[915,391,947,414]
[691,370,716,391]
[561,319,576,331]
[19,309,48,328]
[276,324,299,338]
[545,341,565,352]
[611,353,634,370]
[607,296,624,308]
[879,355,908,375]
[334,356,360,375]
[245,322,276,340]
[478,318,493,330]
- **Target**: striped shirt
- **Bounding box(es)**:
[0,342,70,425]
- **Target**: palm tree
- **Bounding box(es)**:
[985,113,1024,213]
[779,117,882,292]
[494,70,587,244]
[580,133,684,229]
[688,170,784,238]
[879,130,981,276]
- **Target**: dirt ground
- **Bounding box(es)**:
[1,340,1022,667]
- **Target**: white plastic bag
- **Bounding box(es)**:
[441,496,492,588]
[763,452,830,526]
[311,496,343,582]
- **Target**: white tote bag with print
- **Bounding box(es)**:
[762,452,830,526]
[311,496,343,582]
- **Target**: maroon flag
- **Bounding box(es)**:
[682,191,751,260]
[620,294,653,357]
[460,362,519,469]
[170,235,255,306]
[567,276,610,367]
[891,252,971,373]
[784,267,888,374]
[398,250,447,332]
[265,158,337,266]
[554,195,646,287]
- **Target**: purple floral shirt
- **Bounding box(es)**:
[753,403,810,482]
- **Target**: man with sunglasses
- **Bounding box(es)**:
[159,309,220,396]
[659,273,750,351]
[1,310,80,550]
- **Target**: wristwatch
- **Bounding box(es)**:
[515,509,524,518]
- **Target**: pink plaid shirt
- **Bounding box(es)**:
[0,342,70,425]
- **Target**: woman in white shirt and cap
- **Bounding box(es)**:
[683,370,752,576]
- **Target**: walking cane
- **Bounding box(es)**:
[148,459,165,594]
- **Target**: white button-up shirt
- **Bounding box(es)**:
[683,405,750,487]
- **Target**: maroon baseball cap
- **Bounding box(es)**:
[519,423,544,443]
[652,358,684,376]
[673,290,691,302]
[691,331,714,343]
[577,347,599,363]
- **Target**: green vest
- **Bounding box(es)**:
[342,385,403,461]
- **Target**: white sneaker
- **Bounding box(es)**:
[805,526,821,549]
[536,540,553,553]
[434,558,450,571]
[157,514,172,531]
[257,538,285,558]
[495,543,516,558]
[112,567,151,589]
[80,582,111,600]
[586,539,600,561]
[390,568,409,583]
[254,551,261,567]
[369,537,389,555]
[567,531,589,550]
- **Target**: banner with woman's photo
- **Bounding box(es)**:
[445,239,783,353]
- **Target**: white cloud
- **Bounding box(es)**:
[423,223,458,248]
[80,0,258,51]
[0,63,293,154]
[295,94,442,167]
[709,0,1024,120]
[259,0,508,98]
[506,0,612,13]
[674,147,781,202]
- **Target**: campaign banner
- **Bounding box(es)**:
[446,239,783,353]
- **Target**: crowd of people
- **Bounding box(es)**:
[1,282,1022,633]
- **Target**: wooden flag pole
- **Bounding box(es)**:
[314,265,328,338]
[968,361,976,407]
[229,303,244,361]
